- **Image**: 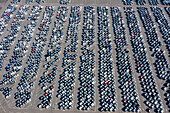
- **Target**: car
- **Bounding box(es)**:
[60,0,70,5]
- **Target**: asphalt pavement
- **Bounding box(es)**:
[0,0,169,113]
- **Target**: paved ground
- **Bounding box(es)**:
[0,0,7,2]
[0,0,8,10]
[0,0,169,113]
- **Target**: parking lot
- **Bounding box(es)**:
[0,0,169,113]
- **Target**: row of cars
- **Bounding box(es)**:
[111,7,140,112]
[57,6,82,110]
[37,6,69,109]
[11,0,21,4]
[125,7,164,113]
[162,0,170,5]
[122,0,161,5]
[151,7,170,52]
[61,6,81,67]
[78,6,95,111]
[48,6,68,49]
[165,7,170,17]
[17,5,55,108]
[35,0,46,4]
[138,7,169,110]
[0,5,31,98]
[14,5,43,108]
[148,0,159,5]
[38,85,54,109]
[25,0,33,4]
[150,8,170,100]
[64,6,81,43]
[97,7,117,112]
[163,79,170,109]
[136,0,146,5]
[25,0,45,4]
[123,0,133,5]
[138,7,169,81]
[160,7,170,108]
[138,7,162,51]
[0,5,18,36]
[0,5,28,72]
